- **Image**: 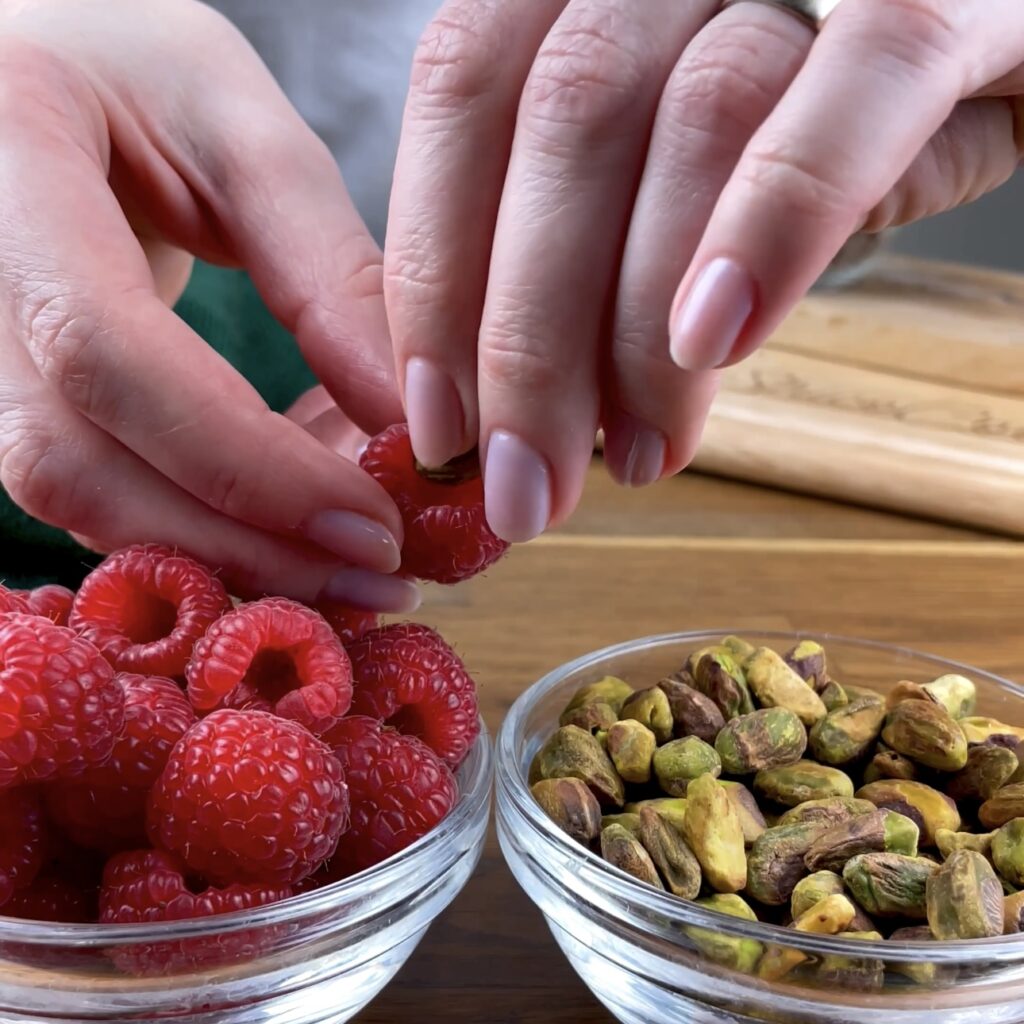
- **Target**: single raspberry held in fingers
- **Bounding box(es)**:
[0,788,49,906]
[348,623,479,768]
[315,601,380,647]
[70,545,231,678]
[360,424,509,584]
[147,709,348,887]
[16,586,75,626]
[0,586,30,616]
[0,615,124,789]
[186,598,352,734]
[322,716,458,876]
[45,674,197,852]
[100,849,291,976]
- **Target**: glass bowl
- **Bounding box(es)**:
[0,725,492,1024]
[496,631,1024,1024]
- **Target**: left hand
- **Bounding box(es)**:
[383,0,1024,542]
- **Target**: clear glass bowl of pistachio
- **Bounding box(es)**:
[495,631,1024,1024]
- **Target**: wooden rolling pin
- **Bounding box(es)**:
[690,256,1024,535]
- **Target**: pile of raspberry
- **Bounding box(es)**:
[0,426,496,976]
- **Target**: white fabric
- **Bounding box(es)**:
[208,0,441,241]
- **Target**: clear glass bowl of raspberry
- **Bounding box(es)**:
[496,630,1024,1024]
[0,724,491,1024]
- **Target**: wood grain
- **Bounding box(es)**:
[357,526,1024,1023]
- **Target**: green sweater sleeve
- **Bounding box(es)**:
[0,263,316,589]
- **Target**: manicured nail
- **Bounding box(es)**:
[405,357,465,469]
[605,416,666,488]
[305,511,402,574]
[320,569,421,613]
[670,257,755,371]
[484,430,552,544]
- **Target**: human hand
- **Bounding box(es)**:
[0,0,419,609]
[385,0,1023,542]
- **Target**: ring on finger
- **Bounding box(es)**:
[718,0,842,31]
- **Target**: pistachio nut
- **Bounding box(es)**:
[686,643,732,677]
[1005,890,1024,934]
[601,812,642,837]
[922,674,977,719]
[758,895,857,982]
[926,849,1004,940]
[861,744,918,784]
[600,823,664,890]
[746,821,828,906]
[783,640,829,692]
[721,635,757,661]
[531,778,604,844]
[960,717,1024,745]
[619,686,674,745]
[947,745,1019,803]
[777,797,877,829]
[754,760,855,808]
[686,893,763,973]
[638,805,702,899]
[653,736,721,796]
[1007,741,1024,786]
[658,676,725,744]
[809,695,887,766]
[714,707,808,775]
[681,773,747,894]
[887,925,946,985]
[804,810,919,873]
[817,932,885,991]
[979,783,1024,830]
[855,780,961,845]
[991,818,1024,887]
[791,870,845,919]
[819,680,849,712]
[606,719,658,785]
[885,679,931,708]
[558,701,619,733]
[624,798,687,834]
[693,650,755,720]
[564,676,634,716]
[881,700,969,772]
[843,683,886,702]
[720,781,768,845]
[744,648,827,726]
[843,853,938,919]
[935,828,996,860]
[532,725,626,807]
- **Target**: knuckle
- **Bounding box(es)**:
[201,460,258,521]
[410,0,507,108]
[479,322,560,394]
[523,11,648,142]
[850,0,960,82]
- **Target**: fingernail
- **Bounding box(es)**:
[320,569,421,613]
[405,357,465,468]
[304,511,402,574]
[484,430,552,544]
[605,416,666,489]
[670,257,755,371]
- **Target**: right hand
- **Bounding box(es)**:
[0,0,419,610]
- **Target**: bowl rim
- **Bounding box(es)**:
[497,629,1024,963]
[0,719,493,945]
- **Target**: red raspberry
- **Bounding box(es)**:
[322,716,458,876]
[69,545,231,678]
[315,601,380,647]
[348,623,479,768]
[3,861,100,923]
[100,849,290,976]
[45,674,196,852]
[186,598,352,735]
[16,586,75,626]
[147,709,348,886]
[0,615,124,789]
[0,586,30,615]
[0,788,49,905]
[360,424,509,584]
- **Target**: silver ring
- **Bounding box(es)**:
[718,0,842,30]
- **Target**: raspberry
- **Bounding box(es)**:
[0,615,124,789]
[186,598,352,735]
[322,716,458,876]
[315,601,380,647]
[99,850,290,976]
[17,586,75,626]
[0,788,49,905]
[147,709,348,886]
[45,674,196,852]
[360,424,509,584]
[70,545,231,678]
[3,862,99,923]
[0,586,30,615]
[348,623,479,768]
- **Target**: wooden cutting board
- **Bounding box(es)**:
[691,255,1024,535]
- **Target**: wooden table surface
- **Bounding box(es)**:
[356,460,1022,1023]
